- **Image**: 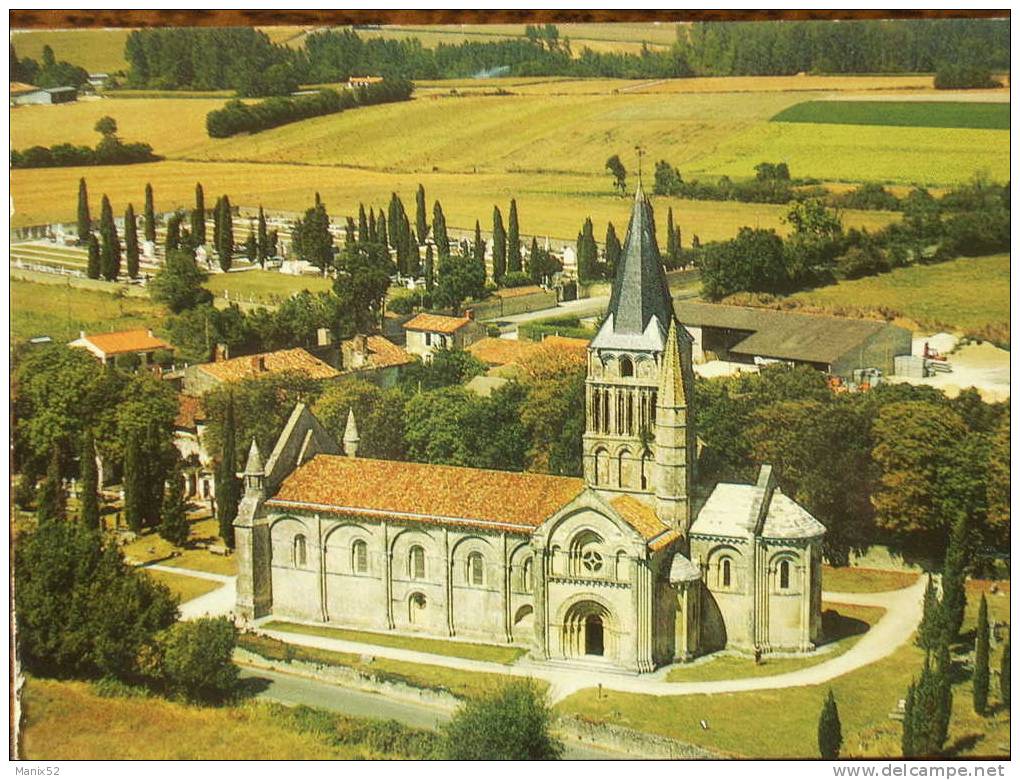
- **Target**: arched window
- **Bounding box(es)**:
[293,534,307,568]
[721,557,732,588]
[640,450,651,490]
[522,557,534,593]
[467,552,485,586]
[779,559,791,590]
[409,545,426,580]
[409,592,426,623]
[619,355,634,377]
[352,539,368,574]
[570,530,604,577]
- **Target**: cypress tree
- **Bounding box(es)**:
[368,208,377,243]
[917,574,944,651]
[191,182,206,246]
[86,233,100,279]
[942,513,970,642]
[507,198,521,273]
[1001,639,1010,707]
[79,430,100,531]
[144,182,156,243]
[165,212,182,254]
[901,681,917,758]
[378,210,388,248]
[666,207,678,267]
[345,216,356,246]
[76,177,91,245]
[904,657,944,757]
[577,218,598,282]
[216,396,240,549]
[527,236,541,284]
[433,201,450,257]
[492,206,507,283]
[473,220,486,278]
[424,244,435,292]
[973,594,990,714]
[124,204,140,279]
[217,196,234,272]
[245,232,257,263]
[257,205,269,264]
[36,449,66,525]
[605,222,622,280]
[357,203,369,243]
[123,431,143,533]
[212,195,223,252]
[99,194,121,281]
[933,636,953,750]
[415,183,428,243]
[818,689,842,759]
[159,457,190,547]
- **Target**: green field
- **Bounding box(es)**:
[143,569,222,603]
[10,28,131,73]
[773,100,1011,130]
[206,270,331,304]
[10,277,166,343]
[785,253,1010,334]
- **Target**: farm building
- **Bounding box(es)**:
[403,312,485,361]
[69,328,172,366]
[674,301,911,377]
[10,83,77,105]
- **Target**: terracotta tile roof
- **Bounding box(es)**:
[341,335,414,371]
[610,494,679,549]
[199,348,340,383]
[269,454,585,534]
[174,394,205,430]
[467,337,539,366]
[78,329,172,356]
[403,313,473,335]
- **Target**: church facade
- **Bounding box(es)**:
[235,188,825,673]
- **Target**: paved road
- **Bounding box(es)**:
[239,665,623,759]
[258,576,927,703]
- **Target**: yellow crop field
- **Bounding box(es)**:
[690,121,1010,185]
[10,160,899,243]
[10,29,130,73]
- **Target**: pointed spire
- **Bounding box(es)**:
[343,408,360,457]
[603,188,674,337]
[244,437,264,475]
[658,317,686,407]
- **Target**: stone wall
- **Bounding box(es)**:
[555,714,720,759]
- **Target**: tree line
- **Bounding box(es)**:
[10,42,89,88]
[205,80,413,138]
[12,115,158,169]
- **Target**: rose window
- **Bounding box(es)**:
[581,549,603,573]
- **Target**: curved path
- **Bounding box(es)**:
[256,576,926,703]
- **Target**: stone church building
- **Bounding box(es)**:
[236,187,825,673]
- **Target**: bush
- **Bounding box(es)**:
[501,271,533,288]
[934,65,1000,90]
[386,288,423,315]
[116,352,142,371]
[14,475,36,510]
[442,681,563,760]
[11,138,158,169]
[151,617,239,703]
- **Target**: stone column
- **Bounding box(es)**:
[501,533,511,643]
[533,549,548,659]
[382,521,394,629]
[444,528,454,636]
[801,544,813,651]
[317,514,328,623]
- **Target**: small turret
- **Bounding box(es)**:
[243,437,265,496]
[654,317,694,532]
[343,408,360,458]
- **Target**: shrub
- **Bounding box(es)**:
[386,288,421,315]
[501,271,533,288]
[151,617,239,703]
[14,474,36,510]
[442,681,563,760]
[934,65,1000,90]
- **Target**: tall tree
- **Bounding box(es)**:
[916,574,944,651]
[165,212,182,255]
[292,197,334,271]
[367,208,377,243]
[527,237,542,284]
[973,594,990,714]
[378,210,387,248]
[36,449,66,525]
[473,219,486,277]
[507,199,522,273]
[666,206,679,266]
[245,232,257,263]
[941,512,970,641]
[333,241,396,333]
[902,651,952,757]
[492,206,507,283]
[144,182,156,243]
[99,194,121,282]
[257,205,269,264]
[86,233,100,279]
[76,177,90,245]
[150,249,212,313]
[79,430,100,531]
[424,244,435,292]
[123,430,143,533]
[212,195,223,252]
[159,456,190,547]
[124,203,140,279]
[215,395,240,549]
[191,182,206,246]
[415,183,428,243]
[605,154,627,194]
[576,217,598,282]
[357,203,369,243]
[817,689,842,759]
[605,221,622,280]
[217,196,234,272]
[433,200,450,257]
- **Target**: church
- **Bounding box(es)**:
[235,187,826,674]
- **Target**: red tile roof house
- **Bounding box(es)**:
[69,329,173,367]
[182,347,341,396]
[402,312,485,362]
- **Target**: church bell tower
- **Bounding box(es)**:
[582,185,695,532]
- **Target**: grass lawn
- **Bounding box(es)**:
[786,254,1010,335]
[119,516,238,577]
[142,569,223,603]
[822,566,920,594]
[239,632,537,701]
[10,277,166,343]
[18,677,421,760]
[557,580,1010,759]
[664,602,884,683]
[263,620,525,664]
[205,269,331,304]
[772,100,1011,130]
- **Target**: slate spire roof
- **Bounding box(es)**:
[606,184,674,336]
[244,438,264,475]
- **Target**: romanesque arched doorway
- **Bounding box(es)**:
[561,600,614,660]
